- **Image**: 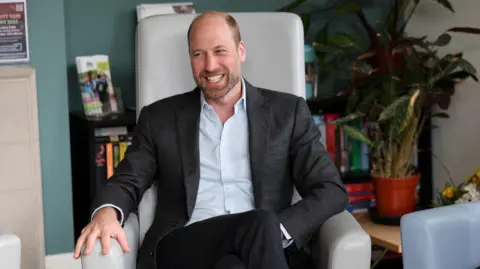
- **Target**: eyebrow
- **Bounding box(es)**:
[191,45,227,54]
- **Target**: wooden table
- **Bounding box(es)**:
[354,213,402,268]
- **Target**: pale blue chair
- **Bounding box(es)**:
[401,200,480,269]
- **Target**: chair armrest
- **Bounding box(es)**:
[81,213,140,269]
[0,229,21,269]
[401,201,480,269]
[311,210,371,269]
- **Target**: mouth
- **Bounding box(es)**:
[204,74,225,84]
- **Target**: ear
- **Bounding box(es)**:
[238,41,246,63]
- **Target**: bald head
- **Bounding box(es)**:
[187,11,242,50]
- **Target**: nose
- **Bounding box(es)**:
[204,53,217,72]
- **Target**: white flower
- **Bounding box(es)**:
[455,194,471,204]
[455,183,480,204]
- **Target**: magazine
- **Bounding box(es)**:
[136,2,195,22]
[75,55,122,117]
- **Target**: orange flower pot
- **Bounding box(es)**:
[372,174,420,217]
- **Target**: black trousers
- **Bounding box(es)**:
[155,209,314,269]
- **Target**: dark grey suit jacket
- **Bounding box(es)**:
[91,80,348,268]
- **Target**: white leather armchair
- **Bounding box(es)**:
[0,229,21,269]
[81,12,372,269]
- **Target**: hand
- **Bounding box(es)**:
[73,207,130,259]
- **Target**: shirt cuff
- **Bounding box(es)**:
[280,223,294,248]
[91,204,124,225]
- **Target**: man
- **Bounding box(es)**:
[73,10,348,269]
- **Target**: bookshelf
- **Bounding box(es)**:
[69,110,136,239]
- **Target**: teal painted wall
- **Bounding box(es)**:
[22,0,391,255]
[26,0,74,255]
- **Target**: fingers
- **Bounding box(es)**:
[84,227,101,256]
[73,221,128,259]
[101,231,111,255]
[73,226,91,259]
[116,231,131,253]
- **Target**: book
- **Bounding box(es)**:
[75,55,122,117]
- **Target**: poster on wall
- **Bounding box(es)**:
[0,0,29,64]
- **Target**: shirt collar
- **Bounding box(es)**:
[200,77,247,112]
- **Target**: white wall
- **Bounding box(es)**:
[405,0,480,195]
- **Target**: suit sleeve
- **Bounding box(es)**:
[90,105,158,224]
[277,97,349,249]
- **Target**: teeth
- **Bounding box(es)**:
[207,75,223,82]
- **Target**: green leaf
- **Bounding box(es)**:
[393,36,428,49]
[355,60,373,75]
[446,27,480,34]
[432,33,451,46]
[428,54,461,86]
[431,112,449,118]
[314,23,329,44]
[457,58,477,76]
[277,0,309,12]
[359,87,378,109]
[342,125,373,147]
[334,2,362,15]
[357,50,379,61]
[400,0,412,15]
[333,112,365,125]
[312,42,347,55]
[448,70,479,82]
[328,33,364,51]
[346,90,359,114]
[378,95,411,121]
[434,0,455,12]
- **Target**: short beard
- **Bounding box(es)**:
[199,72,240,100]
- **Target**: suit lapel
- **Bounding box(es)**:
[245,81,271,207]
[176,88,201,218]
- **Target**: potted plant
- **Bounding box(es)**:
[279,0,480,217]
[315,0,480,217]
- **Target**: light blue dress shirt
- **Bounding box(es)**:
[186,78,293,248]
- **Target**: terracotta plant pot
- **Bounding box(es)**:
[371,174,420,217]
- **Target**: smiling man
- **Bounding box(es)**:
[73,10,348,269]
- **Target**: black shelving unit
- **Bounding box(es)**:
[69,110,137,239]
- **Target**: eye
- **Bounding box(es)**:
[216,49,226,53]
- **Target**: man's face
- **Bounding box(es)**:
[189,16,246,100]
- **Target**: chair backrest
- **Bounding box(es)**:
[401,200,480,269]
[135,12,305,245]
